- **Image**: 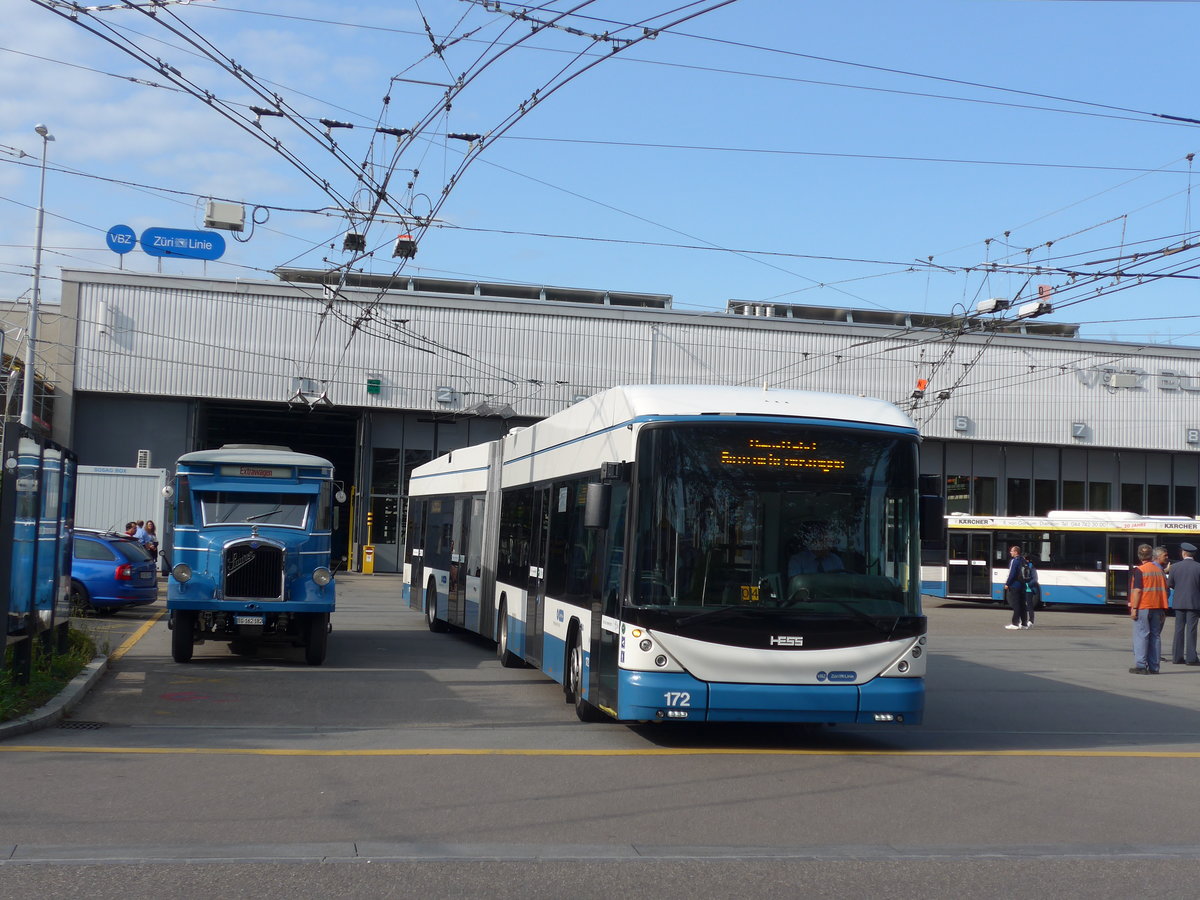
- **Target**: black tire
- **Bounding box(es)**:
[171,610,196,663]
[496,601,522,667]
[568,634,606,723]
[305,612,329,666]
[69,581,92,616]
[426,583,448,633]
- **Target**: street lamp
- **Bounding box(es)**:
[21,124,53,429]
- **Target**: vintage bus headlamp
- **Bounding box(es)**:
[172,563,193,583]
[897,660,910,673]
[639,639,652,652]
[312,567,333,587]
[911,646,922,659]
[631,629,643,638]
[655,655,668,667]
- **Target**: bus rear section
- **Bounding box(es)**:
[166,446,340,665]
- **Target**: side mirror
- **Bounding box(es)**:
[335,490,347,504]
[584,482,610,529]
[919,494,945,538]
[161,484,175,499]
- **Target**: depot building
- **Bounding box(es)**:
[26,267,1200,573]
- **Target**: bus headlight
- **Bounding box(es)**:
[172,563,193,583]
[312,567,333,587]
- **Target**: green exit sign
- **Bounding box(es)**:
[366,377,382,395]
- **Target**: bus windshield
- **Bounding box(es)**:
[632,423,919,617]
[199,492,309,528]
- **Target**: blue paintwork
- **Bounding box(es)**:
[856,677,925,725]
[613,670,924,725]
[70,532,158,610]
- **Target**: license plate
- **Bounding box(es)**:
[139,571,154,581]
[234,615,264,626]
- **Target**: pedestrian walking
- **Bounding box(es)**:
[1169,541,1200,666]
[1129,543,1170,674]
[1003,545,1029,630]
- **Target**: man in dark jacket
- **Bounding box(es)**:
[1169,541,1200,665]
[1003,545,1028,630]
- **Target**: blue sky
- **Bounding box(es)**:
[4,0,1200,345]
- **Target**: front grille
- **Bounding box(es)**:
[224,543,284,600]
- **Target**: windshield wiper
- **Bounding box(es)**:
[245,507,283,522]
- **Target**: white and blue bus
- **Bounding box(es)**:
[404,385,932,725]
[929,511,1200,607]
[167,446,340,665]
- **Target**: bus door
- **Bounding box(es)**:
[947,531,993,599]
[524,486,551,668]
[406,499,427,612]
[446,498,467,627]
[1106,536,1134,605]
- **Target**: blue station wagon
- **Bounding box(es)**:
[70,530,159,613]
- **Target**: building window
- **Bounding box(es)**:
[1176,486,1197,517]
[1007,478,1030,516]
[1120,483,1144,515]
[1147,484,1169,516]
[1063,481,1085,510]
[973,476,997,515]
[1034,479,1058,516]
[1089,481,1112,510]
[371,447,401,495]
[946,475,970,514]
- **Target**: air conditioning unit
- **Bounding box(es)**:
[136,449,152,468]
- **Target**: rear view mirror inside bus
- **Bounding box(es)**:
[584,482,611,529]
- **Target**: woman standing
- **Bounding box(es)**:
[143,519,159,560]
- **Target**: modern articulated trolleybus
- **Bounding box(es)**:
[404,385,931,725]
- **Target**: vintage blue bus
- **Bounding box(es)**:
[405,385,932,725]
[166,446,340,664]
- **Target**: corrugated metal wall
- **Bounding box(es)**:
[68,270,1200,452]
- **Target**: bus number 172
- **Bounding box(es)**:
[664,691,691,707]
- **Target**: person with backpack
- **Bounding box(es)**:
[1003,544,1030,630]
[1021,552,1039,628]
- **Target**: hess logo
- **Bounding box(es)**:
[769,635,804,647]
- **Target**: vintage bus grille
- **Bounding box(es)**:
[224,544,284,600]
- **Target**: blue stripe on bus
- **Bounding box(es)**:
[409,465,490,483]
[503,414,917,468]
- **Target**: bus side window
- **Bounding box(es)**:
[176,476,193,526]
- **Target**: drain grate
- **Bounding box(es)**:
[57,720,106,730]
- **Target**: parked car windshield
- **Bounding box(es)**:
[199,492,309,528]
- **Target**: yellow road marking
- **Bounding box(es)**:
[108,609,165,662]
[2,746,1200,758]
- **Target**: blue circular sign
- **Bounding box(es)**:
[105,224,136,255]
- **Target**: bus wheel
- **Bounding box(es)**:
[305,613,329,666]
[171,610,196,663]
[496,602,522,668]
[569,636,606,723]
[426,583,448,633]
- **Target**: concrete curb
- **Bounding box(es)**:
[0,654,109,742]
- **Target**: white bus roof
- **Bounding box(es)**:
[178,446,334,469]
[588,384,916,429]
